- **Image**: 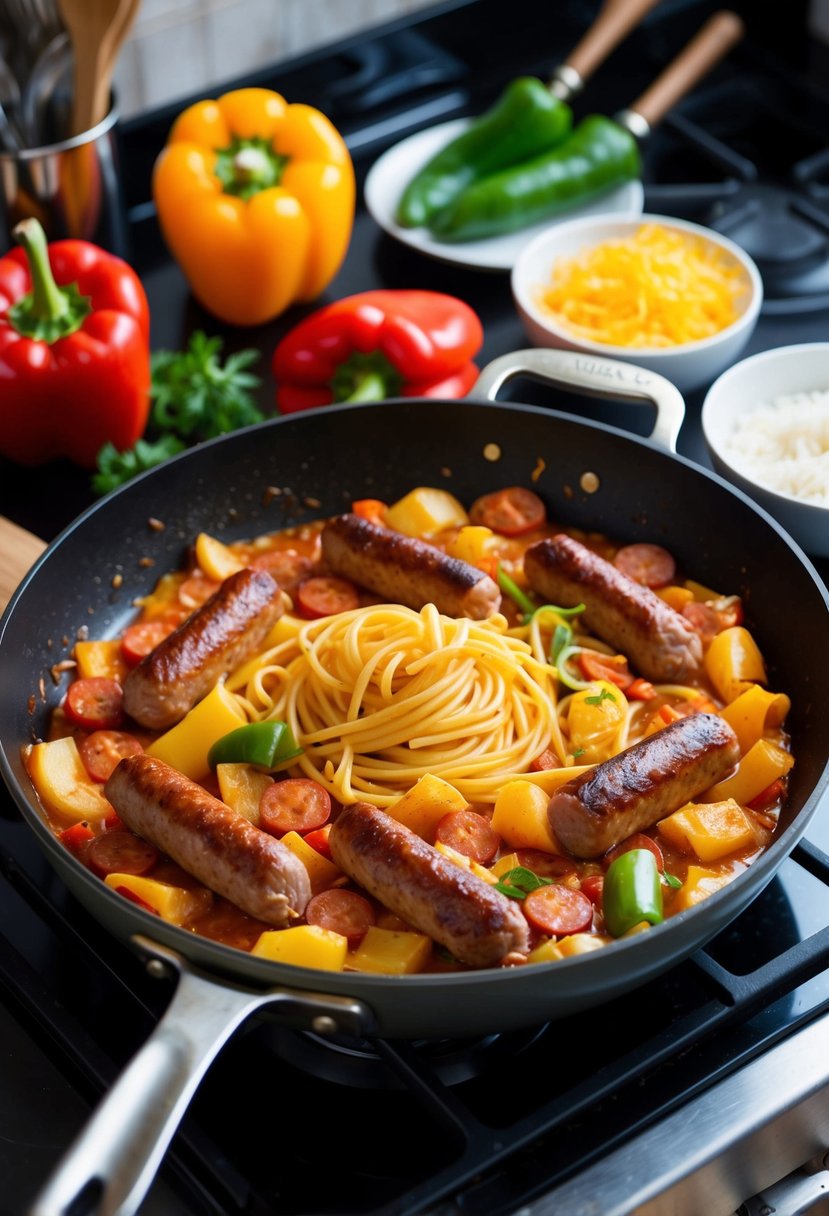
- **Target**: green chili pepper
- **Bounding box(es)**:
[207,720,303,771]
[430,114,641,242]
[602,848,664,938]
[396,76,573,229]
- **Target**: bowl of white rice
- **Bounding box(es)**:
[702,343,829,557]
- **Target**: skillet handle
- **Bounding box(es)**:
[30,941,374,1216]
[471,348,686,453]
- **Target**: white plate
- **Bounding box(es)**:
[364,118,645,273]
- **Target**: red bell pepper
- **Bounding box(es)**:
[271,289,483,413]
[0,219,151,468]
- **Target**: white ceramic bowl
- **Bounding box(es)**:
[702,343,829,558]
[511,212,763,395]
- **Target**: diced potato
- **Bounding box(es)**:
[147,682,246,779]
[195,533,244,582]
[265,614,304,646]
[216,763,272,823]
[445,525,497,568]
[557,933,609,957]
[388,773,467,840]
[656,585,694,612]
[347,926,431,975]
[74,639,128,682]
[658,799,757,861]
[526,938,565,964]
[490,851,522,878]
[705,738,794,806]
[251,925,348,971]
[280,830,341,894]
[435,841,499,884]
[28,737,112,822]
[491,780,562,853]
[384,488,469,538]
[104,872,213,925]
[564,680,626,763]
[672,865,734,913]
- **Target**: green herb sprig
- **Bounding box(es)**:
[92,330,263,494]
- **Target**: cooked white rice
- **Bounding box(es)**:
[723,389,829,506]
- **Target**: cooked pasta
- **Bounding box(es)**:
[228,601,571,806]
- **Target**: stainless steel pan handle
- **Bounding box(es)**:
[472,348,686,453]
[31,938,374,1216]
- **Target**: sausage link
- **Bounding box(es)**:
[548,712,740,858]
[321,514,500,620]
[329,802,529,967]
[524,534,702,682]
[123,567,285,730]
[105,754,311,923]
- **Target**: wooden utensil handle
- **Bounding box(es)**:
[564,0,664,84]
[629,9,744,130]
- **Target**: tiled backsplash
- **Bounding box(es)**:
[115,0,436,118]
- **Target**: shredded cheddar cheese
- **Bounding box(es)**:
[538,223,746,349]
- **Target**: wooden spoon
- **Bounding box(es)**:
[57,0,142,135]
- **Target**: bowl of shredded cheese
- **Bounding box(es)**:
[702,342,829,557]
[511,214,762,394]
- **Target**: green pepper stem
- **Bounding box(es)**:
[13,219,69,323]
[341,371,388,404]
[331,351,403,404]
[9,218,92,343]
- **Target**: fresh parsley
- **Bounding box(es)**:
[494,865,553,900]
[92,330,264,494]
[584,687,617,706]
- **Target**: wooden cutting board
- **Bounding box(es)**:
[0,517,46,612]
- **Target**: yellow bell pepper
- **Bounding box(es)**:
[152,87,355,326]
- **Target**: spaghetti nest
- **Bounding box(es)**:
[229,603,564,807]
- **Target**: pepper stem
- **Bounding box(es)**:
[341,371,388,404]
[8,218,92,343]
[331,351,404,404]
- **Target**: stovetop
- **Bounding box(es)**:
[2,1,829,1213]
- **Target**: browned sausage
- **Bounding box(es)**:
[523,534,702,683]
[105,754,311,923]
[321,514,500,620]
[548,713,740,858]
[123,567,285,730]
[329,802,529,967]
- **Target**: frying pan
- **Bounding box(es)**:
[2,349,828,1215]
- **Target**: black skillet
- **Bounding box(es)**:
[2,349,828,1216]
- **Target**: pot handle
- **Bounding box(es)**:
[31,938,374,1216]
[472,348,686,453]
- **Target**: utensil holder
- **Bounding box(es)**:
[0,99,127,255]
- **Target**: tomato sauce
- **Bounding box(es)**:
[25,492,792,970]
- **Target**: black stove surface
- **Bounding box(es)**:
[2,1,829,1213]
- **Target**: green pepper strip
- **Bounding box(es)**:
[602,849,664,938]
[207,720,303,771]
[496,564,537,618]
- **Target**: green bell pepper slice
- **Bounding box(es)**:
[207,720,303,771]
[396,76,573,229]
[602,848,664,938]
